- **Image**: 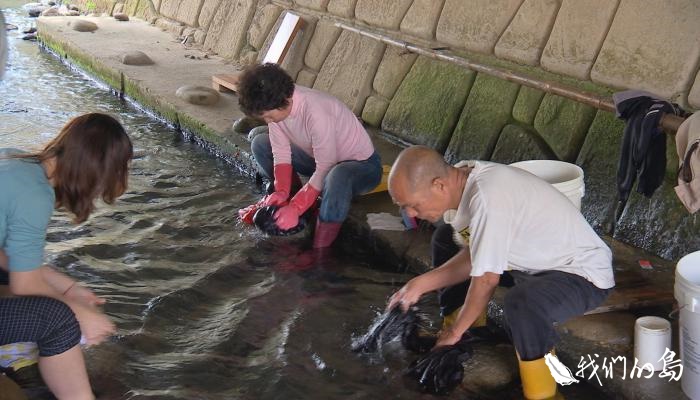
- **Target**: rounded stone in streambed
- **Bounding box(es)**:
[71,20,98,32]
[27,7,47,17]
[175,85,220,105]
[114,13,129,21]
[247,125,268,142]
[121,51,154,66]
[41,8,60,17]
[232,116,265,134]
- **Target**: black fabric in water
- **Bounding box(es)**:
[405,335,474,395]
[253,205,307,236]
[352,307,434,354]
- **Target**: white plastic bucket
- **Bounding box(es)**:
[676,251,700,399]
[509,160,585,210]
[634,316,672,371]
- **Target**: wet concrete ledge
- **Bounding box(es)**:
[36,15,687,400]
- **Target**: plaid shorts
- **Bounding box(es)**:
[0,297,80,357]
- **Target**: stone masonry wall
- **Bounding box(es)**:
[78,0,700,260]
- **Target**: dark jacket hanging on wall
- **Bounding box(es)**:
[613,90,686,220]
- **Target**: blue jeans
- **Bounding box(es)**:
[251,133,382,223]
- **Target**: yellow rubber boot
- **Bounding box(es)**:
[518,354,558,400]
[364,165,391,195]
[441,307,487,331]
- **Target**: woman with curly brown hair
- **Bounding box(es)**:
[0,113,133,400]
[237,63,382,248]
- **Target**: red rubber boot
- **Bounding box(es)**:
[312,219,342,248]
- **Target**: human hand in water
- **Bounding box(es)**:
[262,191,289,207]
[387,278,424,312]
[274,204,300,230]
[75,305,116,346]
[435,326,462,348]
[274,184,319,230]
[65,284,106,307]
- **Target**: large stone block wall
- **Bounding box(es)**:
[98,0,700,259]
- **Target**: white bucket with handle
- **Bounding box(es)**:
[675,251,700,399]
[509,160,585,210]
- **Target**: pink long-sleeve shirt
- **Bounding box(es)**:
[269,85,375,190]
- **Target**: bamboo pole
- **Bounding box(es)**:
[336,22,686,133]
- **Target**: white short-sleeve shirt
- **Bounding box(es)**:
[443,161,615,290]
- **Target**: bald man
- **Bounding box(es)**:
[387,145,614,400]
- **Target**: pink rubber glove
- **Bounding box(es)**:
[238,196,288,224]
[261,191,288,207]
[265,163,294,205]
[238,203,258,224]
[274,184,320,230]
[274,205,301,230]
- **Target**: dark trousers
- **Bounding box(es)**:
[431,224,611,360]
[0,296,81,357]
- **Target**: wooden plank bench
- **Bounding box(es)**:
[211,73,240,93]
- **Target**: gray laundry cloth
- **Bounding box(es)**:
[367,212,405,231]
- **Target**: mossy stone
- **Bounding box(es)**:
[382,56,475,151]
[450,46,614,99]
[490,124,556,165]
[361,95,389,127]
[613,184,693,260]
[613,136,700,260]
[533,93,596,162]
[445,73,519,163]
[232,116,265,134]
[576,110,625,234]
[512,86,545,125]
[373,46,418,99]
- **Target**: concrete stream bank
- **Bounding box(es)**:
[35,15,688,400]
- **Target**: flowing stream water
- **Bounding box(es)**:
[1,2,608,399]
[0,3,436,399]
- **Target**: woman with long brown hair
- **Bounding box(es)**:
[0,113,133,400]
